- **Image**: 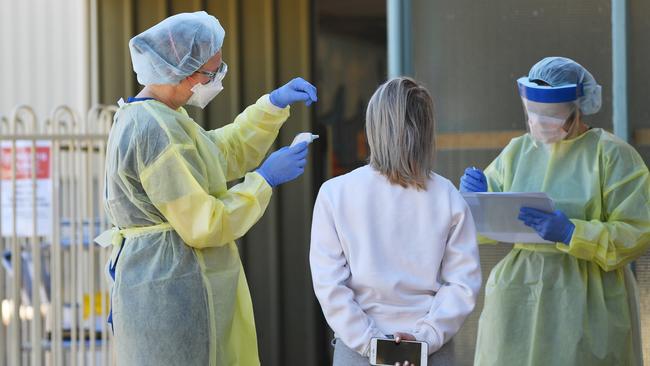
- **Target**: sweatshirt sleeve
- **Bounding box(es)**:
[309,185,384,356]
[413,188,482,354]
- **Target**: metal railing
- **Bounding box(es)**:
[0,105,116,366]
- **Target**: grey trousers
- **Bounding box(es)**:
[332,338,455,366]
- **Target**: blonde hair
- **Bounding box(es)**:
[564,109,585,139]
[365,77,436,190]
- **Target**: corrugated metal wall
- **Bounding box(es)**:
[0,0,92,120]
[97,1,325,365]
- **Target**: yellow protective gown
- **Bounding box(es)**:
[102,95,289,365]
[474,128,650,366]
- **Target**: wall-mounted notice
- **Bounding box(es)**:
[1,141,52,237]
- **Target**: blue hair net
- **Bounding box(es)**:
[528,57,602,115]
[129,11,225,85]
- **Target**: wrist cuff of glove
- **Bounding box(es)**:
[255,169,275,188]
[562,223,575,245]
[269,91,288,109]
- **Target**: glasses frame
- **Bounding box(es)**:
[196,62,228,83]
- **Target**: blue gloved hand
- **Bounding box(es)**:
[460,167,487,192]
[518,207,575,244]
[269,77,318,108]
[256,142,309,187]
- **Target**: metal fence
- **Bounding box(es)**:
[0,105,115,365]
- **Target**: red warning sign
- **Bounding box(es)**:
[0,146,50,180]
[1,141,53,237]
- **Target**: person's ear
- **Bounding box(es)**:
[182,73,200,89]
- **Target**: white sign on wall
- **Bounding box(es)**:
[1,141,52,237]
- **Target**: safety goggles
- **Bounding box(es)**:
[196,62,228,83]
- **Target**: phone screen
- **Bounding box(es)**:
[376,339,423,366]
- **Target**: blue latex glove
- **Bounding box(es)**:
[518,207,575,244]
[460,167,487,192]
[256,142,309,187]
[269,77,318,108]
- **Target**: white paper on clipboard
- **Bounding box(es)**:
[461,192,556,244]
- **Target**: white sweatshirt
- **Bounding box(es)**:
[310,165,481,356]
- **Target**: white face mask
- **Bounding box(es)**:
[186,77,223,109]
[528,112,568,144]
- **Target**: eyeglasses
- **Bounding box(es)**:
[196,62,228,83]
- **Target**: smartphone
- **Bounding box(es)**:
[369,337,428,366]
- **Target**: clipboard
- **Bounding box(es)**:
[461,192,555,244]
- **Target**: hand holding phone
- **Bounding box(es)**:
[394,332,417,343]
[369,335,428,366]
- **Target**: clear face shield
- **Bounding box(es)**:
[517,77,583,146]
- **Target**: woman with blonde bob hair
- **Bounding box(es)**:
[310,77,482,365]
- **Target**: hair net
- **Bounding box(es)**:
[129,11,225,85]
[528,57,602,115]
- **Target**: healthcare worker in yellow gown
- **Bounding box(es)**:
[461,57,650,365]
[96,12,317,365]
